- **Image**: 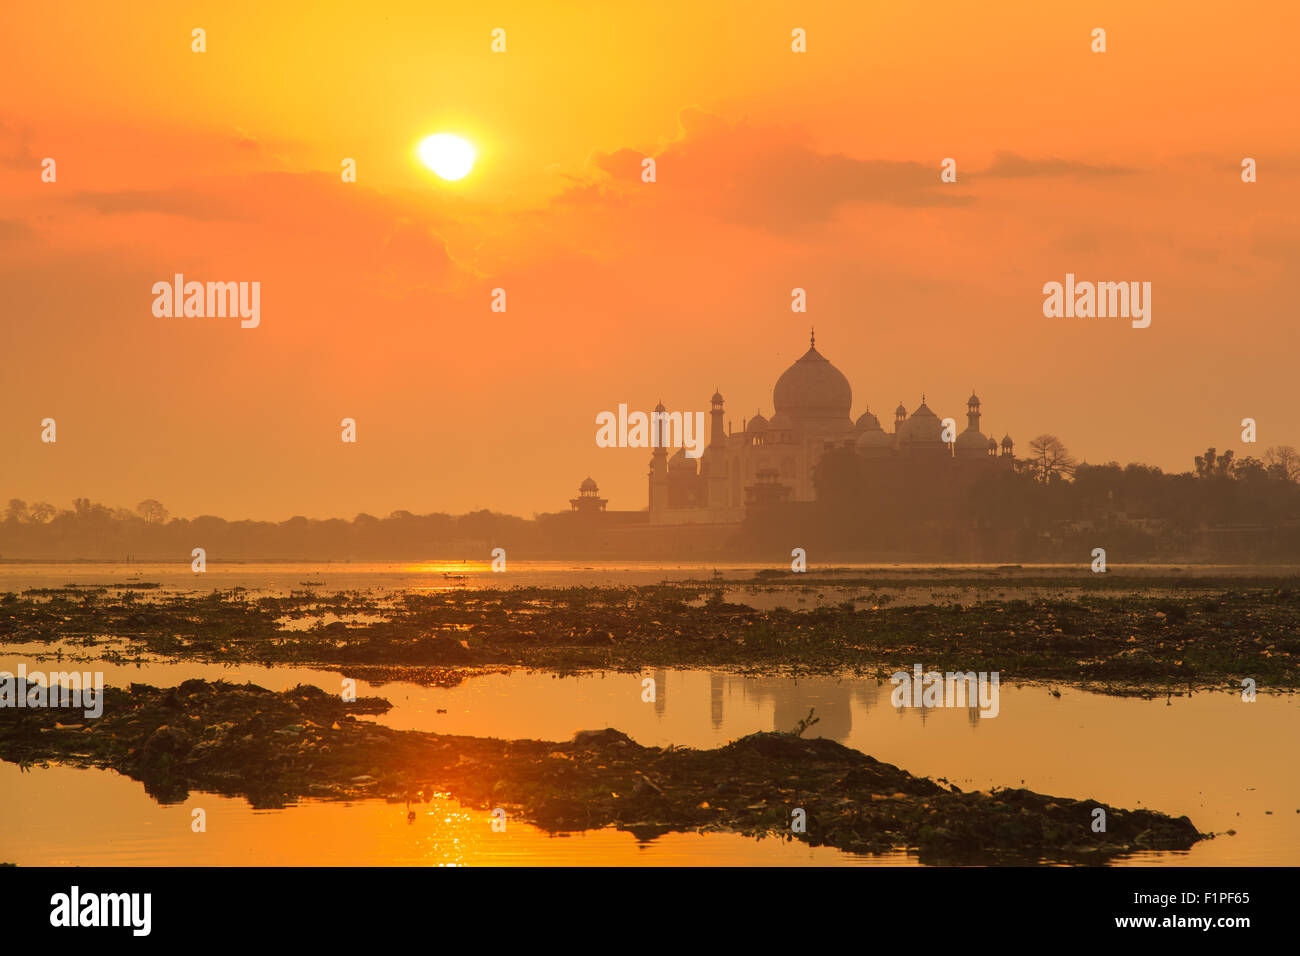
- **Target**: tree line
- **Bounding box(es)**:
[0,500,549,561]
[798,436,1300,560]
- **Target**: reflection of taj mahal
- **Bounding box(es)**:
[648,333,1015,525]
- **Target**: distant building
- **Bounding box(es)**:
[648,332,1015,525]
[569,476,607,514]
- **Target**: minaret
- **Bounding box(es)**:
[710,389,725,448]
[707,389,729,513]
[966,390,981,433]
[648,399,669,517]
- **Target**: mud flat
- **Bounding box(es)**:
[3,579,1299,692]
[0,679,1207,864]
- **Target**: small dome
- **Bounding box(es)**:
[579,476,598,492]
[1001,433,1013,447]
[987,436,998,450]
[968,391,981,406]
[895,402,907,417]
[654,400,666,414]
[855,409,883,432]
[669,448,698,473]
[747,412,769,433]
[769,411,793,432]
[711,390,724,404]
[955,428,987,458]
[856,427,893,453]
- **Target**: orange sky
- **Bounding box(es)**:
[2,1,1297,520]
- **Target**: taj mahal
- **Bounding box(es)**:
[645,332,1016,525]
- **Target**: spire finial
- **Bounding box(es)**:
[810,327,815,348]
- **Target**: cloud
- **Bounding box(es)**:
[0,218,34,240]
[1248,219,1300,263]
[68,187,257,221]
[591,148,645,180]
[0,117,38,168]
[378,219,454,296]
[978,151,1134,178]
[46,169,471,306]
[572,110,969,232]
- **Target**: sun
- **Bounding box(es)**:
[417,133,476,181]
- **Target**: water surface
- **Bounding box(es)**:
[2,655,1292,866]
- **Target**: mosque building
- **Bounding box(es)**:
[647,332,1015,525]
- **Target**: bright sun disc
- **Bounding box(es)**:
[418,133,476,181]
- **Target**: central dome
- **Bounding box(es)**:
[773,343,852,422]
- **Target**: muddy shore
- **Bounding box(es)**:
[0,679,1207,863]
[3,576,1298,692]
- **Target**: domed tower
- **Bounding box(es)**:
[704,389,731,512]
[955,390,989,459]
[1001,434,1014,459]
[894,402,907,431]
[570,477,607,514]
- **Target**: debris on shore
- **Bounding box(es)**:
[2,579,1298,691]
[0,679,1207,864]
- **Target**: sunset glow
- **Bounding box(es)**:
[1,0,1298,902]
[417,133,476,181]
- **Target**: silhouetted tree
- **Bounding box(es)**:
[1195,447,1235,478]
[1026,434,1078,483]
[1264,446,1300,482]
[1234,457,1268,481]
[136,499,169,524]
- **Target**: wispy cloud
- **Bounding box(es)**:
[978,151,1134,178]
[568,110,970,232]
